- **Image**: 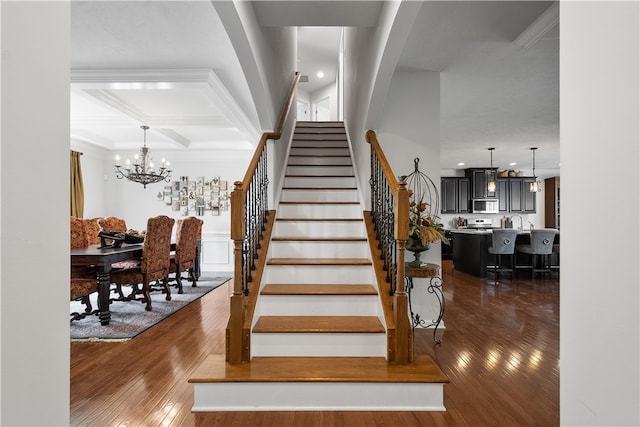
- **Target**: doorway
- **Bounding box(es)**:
[313,96,331,121]
[297,99,310,121]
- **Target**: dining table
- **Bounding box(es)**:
[70,243,143,325]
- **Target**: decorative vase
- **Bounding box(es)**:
[406,235,430,267]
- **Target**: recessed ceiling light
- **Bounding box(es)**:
[457,162,465,166]
[509,162,517,166]
[317,71,324,78]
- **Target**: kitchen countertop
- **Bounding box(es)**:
[446,228,535,235]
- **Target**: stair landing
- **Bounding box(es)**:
[189,355,449,411]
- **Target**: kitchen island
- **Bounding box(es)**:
[450,229,559,278]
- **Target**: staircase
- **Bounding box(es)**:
[190,121,448,411]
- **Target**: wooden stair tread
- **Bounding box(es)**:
[253,316,385,333]
[267,258,372,266]
[291,145,349,150]
[279,201,359,205]
[284,174,355,178]
[189,355,448,384]
[282,187,357,190]
[271,237,366,241]
[261,284,377,295]
[289,154,350,158]
[276,218,363,222]
[291,145,349,149]
[287,163,353,168]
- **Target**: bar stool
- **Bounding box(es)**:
[516,229,558,278]
[550,243,560,274]
[487,229,520,284]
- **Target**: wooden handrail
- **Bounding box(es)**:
[366,130,400,193]
[366,129,411,364]
[227,72,301,364]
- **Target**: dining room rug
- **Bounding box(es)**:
[70,275,231,341]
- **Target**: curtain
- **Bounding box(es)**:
[71,150,84,218]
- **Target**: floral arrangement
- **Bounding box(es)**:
[408,201,450,246]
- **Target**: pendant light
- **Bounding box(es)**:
[487,147,496,193]
[529,147,540,192]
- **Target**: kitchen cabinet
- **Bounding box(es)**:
[497,177,536,213]
[508,178,536,213]
[545,177,560,228]
[466,169,498,199]
[441,230,454,260]
[497,179,509,212]
[440,177,470,214]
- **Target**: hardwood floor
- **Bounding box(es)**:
[70,261,559,426]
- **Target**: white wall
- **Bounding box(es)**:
[560,2,639,425]
[1,2,70,425]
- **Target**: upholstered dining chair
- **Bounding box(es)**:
[515,228,559,277]
[70,216,98,320]
[487,229,520,284]
[109,215,175,311]
[71,216,94,278]
[170,216,200,293]
[70,278,98,321]
[82,217,102,245]
[98,216,127,233]
[97,216,127,246]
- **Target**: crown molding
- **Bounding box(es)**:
[71,68,213,86]
[514,2,559,48]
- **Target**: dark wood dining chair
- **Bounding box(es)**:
[170,216,200,293]
[109,215,175,311]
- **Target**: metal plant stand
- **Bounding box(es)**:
[405,262,445,344]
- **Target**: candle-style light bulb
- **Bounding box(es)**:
[115,155,120,166]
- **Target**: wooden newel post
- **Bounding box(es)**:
[393,180,412,363]
[227,181,246,364]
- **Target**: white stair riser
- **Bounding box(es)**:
[290,147,350,156]
[259,295,379,316]
[284,176,356,187]
[251,332,386,357]
[192,382,446,412]
[278,203,361,218]
[288,156,352,166]
[292,142,349,149]
[280,189,358,202]
[270,241,368,258]
[265,265,373,284]
[286,165,353,176]
[292,134,347,141]
[274,221,366,237]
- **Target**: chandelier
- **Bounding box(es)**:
[114,125,171,188]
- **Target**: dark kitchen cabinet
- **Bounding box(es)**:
[440,178,470,214]
[496,177,537,213]
[508,178,537,213]
[545,177,560,228]
[458,178,470,212]
[466,168,497,199]
[497,179,509,212]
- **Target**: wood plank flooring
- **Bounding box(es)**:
[70,260,559,426]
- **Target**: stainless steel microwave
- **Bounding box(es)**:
[472,199,499,214]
